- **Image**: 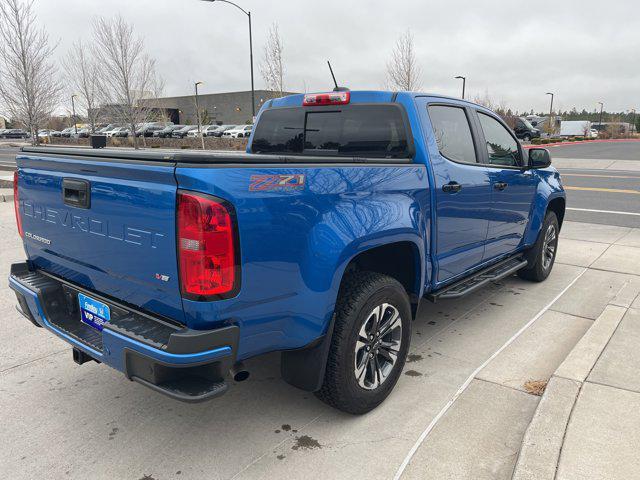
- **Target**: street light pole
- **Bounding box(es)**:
[71,94,78,135]
[201,0,255,120]
[545,92,554,135]
[598,102,604,130]
[195,81,205,150]
[545,92,554,118]
[630,108,636,136]
[454,76,466,99]
[248,10,255,119]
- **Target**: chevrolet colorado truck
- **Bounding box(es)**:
[10,90,565,414]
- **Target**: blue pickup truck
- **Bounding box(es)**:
[10,90,565,414]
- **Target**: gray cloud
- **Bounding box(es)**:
[39,0,638,113]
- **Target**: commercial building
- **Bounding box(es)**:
[145,90,295,125]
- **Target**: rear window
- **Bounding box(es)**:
[251,104,411,158]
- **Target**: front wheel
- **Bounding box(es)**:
[518,211,559,282]
[315,271,411,414]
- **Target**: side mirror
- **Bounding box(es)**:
[528,148,551,169]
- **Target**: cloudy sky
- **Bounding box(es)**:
[38,0,638,113]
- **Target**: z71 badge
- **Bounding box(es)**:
[249,174,306,191]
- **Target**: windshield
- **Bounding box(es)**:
[251,104,411,158]
[520,118,535,130]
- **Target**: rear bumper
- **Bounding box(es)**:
[9,262,238,403]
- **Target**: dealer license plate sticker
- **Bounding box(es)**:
[78,293,111,331]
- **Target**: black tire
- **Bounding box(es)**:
[523,134,531,142]
[315,271,412,414]
[518,211,559,282]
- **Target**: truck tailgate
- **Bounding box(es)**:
[17,153,185,323]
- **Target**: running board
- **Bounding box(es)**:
[427,256,528,302]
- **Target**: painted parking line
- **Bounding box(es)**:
[566,207,640,217]
[564,186,640,195]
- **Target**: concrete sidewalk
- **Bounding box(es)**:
[398,221,640,480]
[552,157,640,171]
[513,304,640,480]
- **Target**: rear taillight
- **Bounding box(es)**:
[303,91,350,106]
[13,171,23,238]
[177,191,239,299]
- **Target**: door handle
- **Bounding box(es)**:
[442,181,462,193]
[494,182,508,191]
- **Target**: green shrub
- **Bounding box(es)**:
[541,139,551,144]
[531,138,542,145]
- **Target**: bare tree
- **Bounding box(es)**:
[260,22,285,97]
[473,90,516,127]
[385,29,423,91]
[62,41,102,133]
[92,15,163,148]
[0,0,62,144]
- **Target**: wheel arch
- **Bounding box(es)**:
[281,238,425,393]
[547,196,566,230]
[339,240,424,308]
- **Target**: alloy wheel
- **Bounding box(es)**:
[354,303,403,390]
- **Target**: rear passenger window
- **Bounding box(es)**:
[428,106,477,164]
[477,113,522,167]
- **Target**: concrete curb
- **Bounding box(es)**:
[1,192,14,203]
[511,305,627,480]
[523,139,640,149]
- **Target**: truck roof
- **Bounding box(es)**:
[265,90,490,111]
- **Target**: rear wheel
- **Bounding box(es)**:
[315,272,411,414]
[523,134,531,142]
[518,211,559,282]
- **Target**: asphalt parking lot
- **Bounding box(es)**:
[1,141,639,479]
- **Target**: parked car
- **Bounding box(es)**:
[0,128,29,139]
[513,117,541,142]
[11,90,565,414]
[103,127,128,138]
[187,126,206,138]
[37,129,59,139]
[208,125,235,137]
[111,127,131,138]
[222,125,253,138]
[73,128,91,139]
[136,125,165,137]
[198,125,219,137]
[172,125,198,138]
[589,128,599,138]
[153,125,184,138]
[60,127,76,138]
[187,125,224,138]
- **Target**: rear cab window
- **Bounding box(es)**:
[250,104,412,159]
